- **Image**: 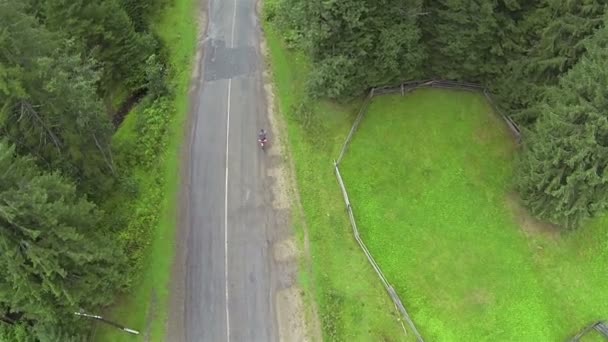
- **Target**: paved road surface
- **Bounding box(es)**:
[168,0,283,340]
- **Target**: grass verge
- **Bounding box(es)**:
[339,89,608,341]
[263,20,413,342]
[94,0,198,340]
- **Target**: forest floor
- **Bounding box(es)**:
[339,89,608,341]
[94,0,198,340]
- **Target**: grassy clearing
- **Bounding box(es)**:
[95,0,197,340]
[264,22,413,341]
[339,89,608,341]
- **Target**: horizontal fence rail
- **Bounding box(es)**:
[368,80,522,142]
[333,80,523,342]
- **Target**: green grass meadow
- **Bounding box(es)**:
[339,90,608,341]
[95,0,198,340]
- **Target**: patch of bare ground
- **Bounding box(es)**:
[473,118,493,144]
[257,1,322,339]
[506,192,560,240]
[466,287,495,307]
[276,287,309,342]
[274,238,299,262]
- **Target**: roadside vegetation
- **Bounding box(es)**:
[340,90,608,340]
[95,0,197,340]
[264,0,608,340]
[0,0,196,340]
[263,12,413,342]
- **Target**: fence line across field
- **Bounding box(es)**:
[333,79,522,342]
[334,164,424,341]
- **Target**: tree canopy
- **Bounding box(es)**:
[0,142,125,339]
[271,0,608,228]
[517,21,608,228]
[0,0,166,338]
[0,0,116,195]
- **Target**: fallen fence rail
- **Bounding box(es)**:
[333,79,522,342]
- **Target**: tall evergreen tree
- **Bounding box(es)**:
[516,19,608,227]
[421,0,498,80]
[0,1,115,195]
[41,0,157,92]
[0,142,125,338]
[120,0,164,32]
[278,0,425,98]
[497,0,606,126]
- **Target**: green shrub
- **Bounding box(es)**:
[108,96,174,278]
[136,99,172,167]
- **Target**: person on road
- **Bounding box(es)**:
[258,129,267,143]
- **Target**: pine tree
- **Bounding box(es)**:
[497,0,606,126]
[525,0,605,83]
[280,0,425,98]
[120,0,164,32]
[42,0,157,92]
[0,1,115,195]
[0,142,125,337]
[420,0,530,82]
[516,20,608,228]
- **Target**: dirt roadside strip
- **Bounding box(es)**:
[259,3,323,336]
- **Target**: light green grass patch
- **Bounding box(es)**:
[339,89,608,341]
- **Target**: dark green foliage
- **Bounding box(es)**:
[498,0,606,126]
[120,0,166,32]
[0,323,36,342]
[277,0,425,98]
[0,1,114,196]
[0,0,54,97]
[0,142,126,339]
[42,0,158,92]
[421,0,512,80]
[105,98,172,275]
[145,54,169,99]
[524,0,605,83]
[517,23,608,227]
[0,0,176,338]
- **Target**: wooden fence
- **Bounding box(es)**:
[570,321,608,341]
[333,80,523,342]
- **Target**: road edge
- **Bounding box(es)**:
[167,0,209,339]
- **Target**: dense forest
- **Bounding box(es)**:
[0,0,170,339]
[267,0,608,229]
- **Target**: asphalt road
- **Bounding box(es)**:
[168,0,282,340]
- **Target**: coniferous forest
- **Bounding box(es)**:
[268,0,608,229]
[0,0,169,339]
